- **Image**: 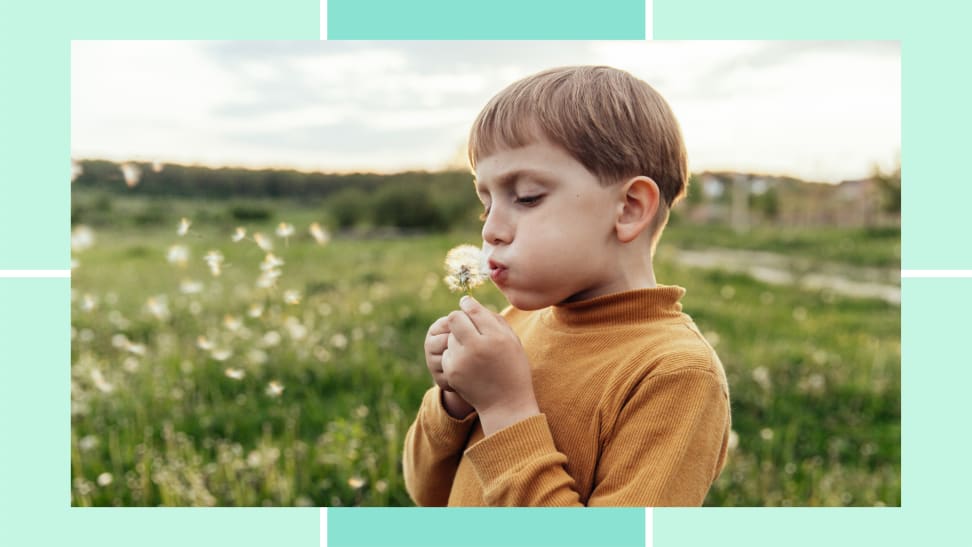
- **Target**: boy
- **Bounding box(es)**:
[402,65,731,506]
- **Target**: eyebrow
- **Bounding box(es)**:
[474,169,554,194]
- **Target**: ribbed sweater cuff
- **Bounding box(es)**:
[464,414,556,483]
[421,386,479,445]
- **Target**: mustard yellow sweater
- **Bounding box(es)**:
[402,285,731,506]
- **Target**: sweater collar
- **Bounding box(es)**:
[547,284,686,329]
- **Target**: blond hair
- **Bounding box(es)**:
[467,65,688,251]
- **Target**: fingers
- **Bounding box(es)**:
[447,310,478,344]
[424,332,449,355]
[458,295,494,335]
[428,316,451,336]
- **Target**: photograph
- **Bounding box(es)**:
[69,40,900,507]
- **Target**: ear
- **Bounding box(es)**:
[615,176,661,244]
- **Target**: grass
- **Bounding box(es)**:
[70,198,900,507]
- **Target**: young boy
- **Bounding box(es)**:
[402,65,731,506]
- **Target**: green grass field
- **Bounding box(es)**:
[70,199,900,507]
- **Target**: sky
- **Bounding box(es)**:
[71,41,900,183]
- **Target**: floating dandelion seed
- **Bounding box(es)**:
[71,160,83,182]
[348,477,366,489]
[253,232,273,251]
[443,244,489,295]
[224,368,245,380]
[204,250,224,277]
[283,290,301,305]
[71,225,95,253]
[266,381,284,397]
[120,162,141,187]
[309,222,330,245]
[167,244,189,267]
[177,217,191,237]
[232,226,247,242]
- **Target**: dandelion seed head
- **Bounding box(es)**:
[276,222,295,238]
[166,244,189,267]
[262,330,282,347]
[443,244,489,293]
[180,279,204,295]
[253,232,273,251]
[224,367,245,380]
[760,427,774,441]
[752,366,771,390]
[266,381,284,397]
[78,435,99,452]
[71,225,95,253]
[196,335,213,351]
[309,222,331,245]
[97,472,113,487]
[120,163,141,187]
[283,289,301,305]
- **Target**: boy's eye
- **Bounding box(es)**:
[515,195,543,206]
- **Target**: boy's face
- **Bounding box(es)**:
[475,136,627,309]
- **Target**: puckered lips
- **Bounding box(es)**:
[488,258,508,284]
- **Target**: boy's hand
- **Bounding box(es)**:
[424,316,475,418]
[441,296,540,436]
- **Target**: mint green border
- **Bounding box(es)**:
[328,0,645,39]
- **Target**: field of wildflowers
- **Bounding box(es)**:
[70,196,900,507]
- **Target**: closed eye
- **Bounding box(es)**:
[515,195,543,206]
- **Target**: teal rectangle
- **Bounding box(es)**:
[329,508,644,547]
[328,0,645,39]
[0,0,320,270]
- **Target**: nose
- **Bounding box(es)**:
[481,207,512,246]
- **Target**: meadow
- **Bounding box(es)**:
[70,193,900,507]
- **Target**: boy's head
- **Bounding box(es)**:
[467,65,689,309]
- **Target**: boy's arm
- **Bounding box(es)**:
[402,385,479,506]
[461,366,730,506]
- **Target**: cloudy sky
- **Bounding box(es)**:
[71,41,899,183]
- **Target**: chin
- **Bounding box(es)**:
[503,289,556,311]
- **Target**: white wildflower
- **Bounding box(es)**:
[253,232,273,251]
[276,222,295,238]
[232,226,247,242]
[265,381,284,397]
[224,368,245,380]
[309,222,330,245]
[120,162,141,187]
[71,225,95,253]
[177,217,191,237]
[204,250,224,277]
[167,244,189,267]
[283,290,301,305]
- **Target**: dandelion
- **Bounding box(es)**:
[276,222,294,246]
[97,472,113,487]
[760,428,774,441]
[91,369,114,393]
[224,368,245,380]
[253,232,273,251]
[204,250,224,277]
[78,435,99,452]
[71,225,95,253]
[443,243,490,295]
[71,160,83,182]
[309,222,331,245]
[330,333,348,350]
[752,366,771,390]
[145,296,170,321]
[375,480,388,493]
[348,476,366,489]
[80,293,97,312]
[179,279,204,295]
[211,348,232,361]
[177,217,191,237]
[232,226,247,242]
[223,314,242,332]
[167,244,189,267]
[265,381,284,397]
[283,289,301,305]
[196,335,213,351]
[120,162,141,187]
